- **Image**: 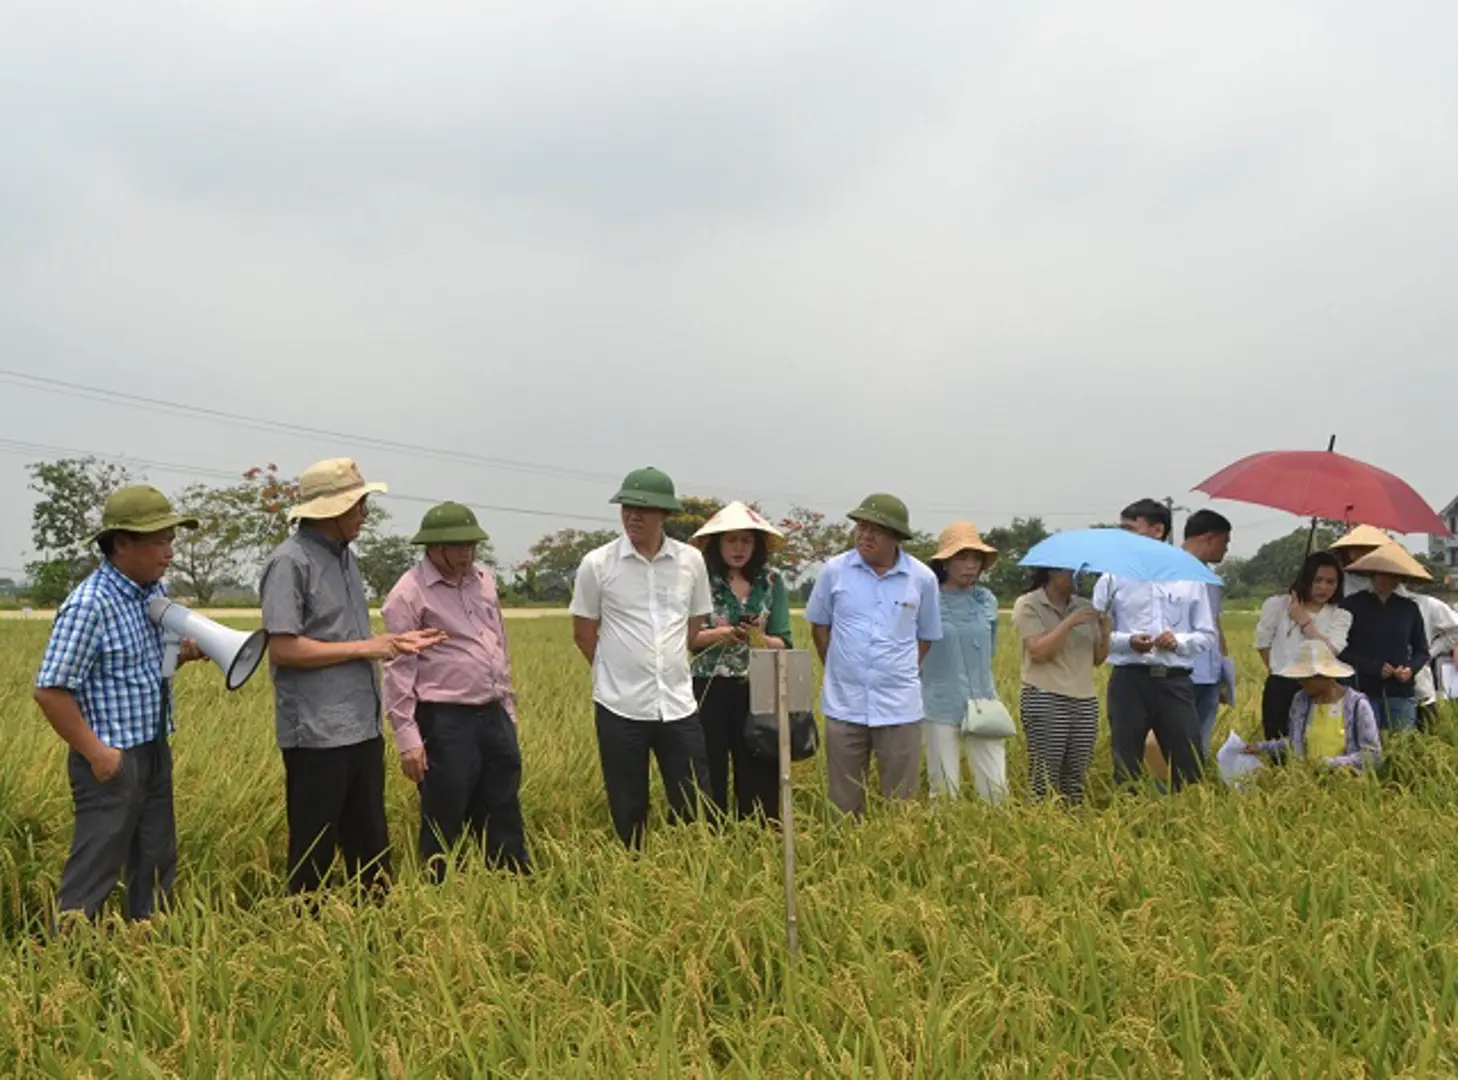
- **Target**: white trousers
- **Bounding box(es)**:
[923,723,1007,803]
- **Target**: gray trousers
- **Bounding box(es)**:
[825,718,921,816]
[59,739,176,920]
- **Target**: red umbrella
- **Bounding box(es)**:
[1193,449,1448,535]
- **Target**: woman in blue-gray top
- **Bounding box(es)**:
[920,522,1005,802]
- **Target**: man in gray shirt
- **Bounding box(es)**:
[259,458,443,895]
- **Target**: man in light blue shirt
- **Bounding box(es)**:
[1091,499,1216,791]
[806,493,942,816]
[1181,510,1233,757]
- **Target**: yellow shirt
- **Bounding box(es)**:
[1305,701,1346,761]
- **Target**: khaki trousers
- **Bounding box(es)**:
[825,717,921,817]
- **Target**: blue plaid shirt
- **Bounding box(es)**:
[35,560,172,749]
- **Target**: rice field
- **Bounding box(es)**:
[2,612,1458,1077]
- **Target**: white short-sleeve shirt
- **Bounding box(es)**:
[569,534,712,721]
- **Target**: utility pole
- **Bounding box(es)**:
[1163,496,1188,543]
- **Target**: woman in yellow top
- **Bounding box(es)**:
[1243,641,1381,770]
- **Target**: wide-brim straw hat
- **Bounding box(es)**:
[288,458,388,521]
[1329,524,1391,551]
[1275,639,1355,680]
[929,521,999,568]
[1343,541,1433,582]
[691,501,786,553]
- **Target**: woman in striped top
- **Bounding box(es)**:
[1011,568,1109,804]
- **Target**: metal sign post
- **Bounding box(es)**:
[749,648,814,961]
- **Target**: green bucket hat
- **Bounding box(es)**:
[410,502,489,545]
[89,486,200,544]
[847,492,912,540]
[609,466,682,513]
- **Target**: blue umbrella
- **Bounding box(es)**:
[1018,529,1223,584]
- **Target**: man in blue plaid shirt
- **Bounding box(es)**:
[34,486,206,922]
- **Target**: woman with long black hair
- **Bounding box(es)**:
[687,502,793,822]
[1254,551,1351,739]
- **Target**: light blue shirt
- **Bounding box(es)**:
[1091,574,1216,669]
[806,549,942,727]
[920,585,999,726]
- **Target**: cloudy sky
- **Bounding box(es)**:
[2,0,1456,581]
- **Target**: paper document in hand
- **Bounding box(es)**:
[1216,732,1263,788]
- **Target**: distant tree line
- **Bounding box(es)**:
[21,458,444,606]
[16,457,1447,607]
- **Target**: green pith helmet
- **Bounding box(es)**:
[410,502,489,545]
[609,466,682,513]
[88,486,200,544]
[847,493,912,540]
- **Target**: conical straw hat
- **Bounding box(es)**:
[691,501,786,553]
[1329,524,1391,551]
[1343,542,1432,582]
[1274,639,1354,680]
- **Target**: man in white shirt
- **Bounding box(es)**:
[1093,499,1217,791]
[1180,509,1233,757]
[1406,589,1458,727]
[570,467,713,847]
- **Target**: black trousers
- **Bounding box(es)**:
[415,701,528,878]
[1108,666,1203,791]
[59,738,175,921]
[593,705,711,848]
[1261,673,1303,740]
[694,677,780,822]
[282,736,391,894]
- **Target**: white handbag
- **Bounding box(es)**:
[962,697,1016,738]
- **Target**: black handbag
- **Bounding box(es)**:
[743,710,819,762]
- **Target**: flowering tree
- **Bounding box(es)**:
[775,506,846,584]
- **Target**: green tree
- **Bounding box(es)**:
[517,528,619,601]
[169,482,251,604]
[775,506,846,584]
[25,456,136,605]
[903,530,938,564]
[1238,526,1341,593]
[982,517,1051,601]
[357,531,418,602]
[664,496,728,543]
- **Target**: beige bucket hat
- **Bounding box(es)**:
[929,521,999,568]
[1276,639,1355,680]
[1329,524,1391,552]
[691,501,786,553]
[288,458,388,521]
[1343,542,1433,582]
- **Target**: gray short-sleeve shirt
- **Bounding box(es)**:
[259,527,381,749]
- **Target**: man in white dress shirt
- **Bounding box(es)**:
[570,467,714,847]
[1092,499,1217,791]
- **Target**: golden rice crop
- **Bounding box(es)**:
[2,613,1458,1077]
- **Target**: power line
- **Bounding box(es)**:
[0,368,620,485]
[0,366,1114,516]
[0,438,619,526]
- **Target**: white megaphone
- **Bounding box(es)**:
[147,596,269,691]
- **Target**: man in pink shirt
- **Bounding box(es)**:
[382,502,528,878]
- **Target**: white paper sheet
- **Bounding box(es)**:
[1216,731,1263,788]
[1440,660,1458,701]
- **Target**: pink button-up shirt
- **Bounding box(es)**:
[381,559,516,754]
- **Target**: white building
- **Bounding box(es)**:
[1430,496,1458,569]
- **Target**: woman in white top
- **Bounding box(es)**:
[1255,551,1353,739]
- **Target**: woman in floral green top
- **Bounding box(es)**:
[688,502,794,822]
